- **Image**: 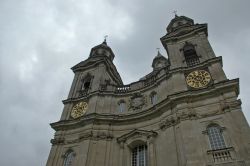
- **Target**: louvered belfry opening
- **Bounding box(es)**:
[183,43,200,67]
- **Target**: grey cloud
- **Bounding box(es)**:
[0,0,249,165]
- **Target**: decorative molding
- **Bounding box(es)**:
[117,129,157,145]
[78,131,113,143]
[224,99,242,111]
[159,116,179,130]
[51,131,113,145]
[61,149,76,158]
[50,138,65,145]
[52,79,239,131]
[177,110,197,121]
[196,100,241,119]
[159,100,241,131]
[161,23,207,42]
[99,79,111,91]
[197,109,221,119]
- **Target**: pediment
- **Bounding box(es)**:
[117,129,157,143]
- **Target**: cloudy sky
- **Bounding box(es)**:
[0,0,250,165]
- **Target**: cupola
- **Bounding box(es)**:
[152,51,169,70]
[167,15,194,33]
[89,39,115,61]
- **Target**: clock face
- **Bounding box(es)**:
[186,70,211,88]
[70,101,88,119]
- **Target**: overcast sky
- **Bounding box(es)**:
[0,0,250,165]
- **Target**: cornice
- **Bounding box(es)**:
[117,129,157,144]
[51,130,114,145]
[170,56,223,73]
[72,57,123,85]
[161,24,207,43]
[52,78,239,131]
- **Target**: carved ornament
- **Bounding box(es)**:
[129,93,147,110]
[117,129,157,145]
[159,116,179,130]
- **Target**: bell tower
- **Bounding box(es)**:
[68,39,122,98]
[46,15,250,166]
[160,15,227,90]
[59,39,123,120]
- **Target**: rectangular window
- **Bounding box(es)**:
[132,145,147,166]
[208,126,226,150]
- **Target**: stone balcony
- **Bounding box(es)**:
[207,147,233,163]
[206,147,246,166]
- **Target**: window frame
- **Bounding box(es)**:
[206,124,227,150]
[150,92,157,105]
[63,150,75,166]
[182,42,200,67]
[81,74,93,91]
[131,144,148,166]
[118,100,126,112]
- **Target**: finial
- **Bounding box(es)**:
[173,10,178,17]
[156,48,160,53]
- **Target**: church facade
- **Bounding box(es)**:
[46,15,250,166]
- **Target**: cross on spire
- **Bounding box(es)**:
[102,35,108,45]
[104,35,108,42]
[156,48,161,56]
[173,10,178,17]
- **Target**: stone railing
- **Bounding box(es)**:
[207,147,234,163]
[114,75,157,93]
[115,86,131,93]
[186,57,200,67]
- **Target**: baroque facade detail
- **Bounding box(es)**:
[46,15,250,166]
[129,93,147,111]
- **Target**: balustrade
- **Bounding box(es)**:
[207,147,233,163]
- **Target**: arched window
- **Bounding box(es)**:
[83,81,90,90]
[118,100,126,112]
[81,74,92,90]
[63,151,75,166]
[207,124,226,150]
[132,144,148,166]
[79,74,93,97]
[150,92,157,105]
[183,43,199,67]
